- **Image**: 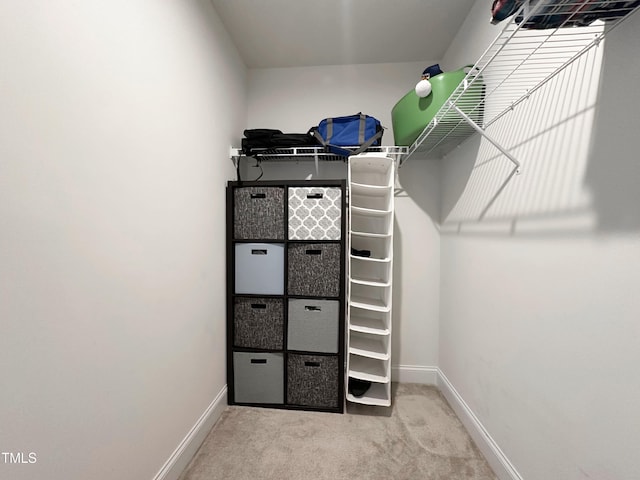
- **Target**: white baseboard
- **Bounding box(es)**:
[392,364,438,384]
[153,373,520,480]
[436,370,523,480]
[152,386,228,480]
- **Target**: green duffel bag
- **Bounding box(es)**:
[391,65,484,147]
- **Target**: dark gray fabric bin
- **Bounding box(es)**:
[233,352,284,404]
[287,243,341,297]
[234,187,285,240]
[287,299,339,353]
[287,354,339,408]
[234,297,284,350]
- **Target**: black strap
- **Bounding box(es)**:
[350,128,383,155]
[312,128,326,147]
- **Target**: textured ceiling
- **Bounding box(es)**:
[210,0,478,68]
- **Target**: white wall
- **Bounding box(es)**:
[439,2,640,479]
[246,62,442,374]
[248,61,435,142]
[0,2,246,479]
[394,158,441,377]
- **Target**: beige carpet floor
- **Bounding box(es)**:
[179,383,497,480]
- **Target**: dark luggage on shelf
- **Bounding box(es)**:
[241,128,318,156]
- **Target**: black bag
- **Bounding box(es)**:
[241,129,318,155]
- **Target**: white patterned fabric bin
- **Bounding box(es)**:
[288,187,342,240]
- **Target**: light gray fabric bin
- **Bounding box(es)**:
[288,187,342,240]
[287,299,339,353]
[234,297,284,350]
[287,354,339,408]
[233,352,284,404]
[287,243,341,297]
[235,243,284,295]
[234,187,285,240]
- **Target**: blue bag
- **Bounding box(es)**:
[312,113,384,157]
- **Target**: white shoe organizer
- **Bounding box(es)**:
[346,154,394,407]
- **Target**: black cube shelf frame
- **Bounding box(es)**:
[226,179,347,413]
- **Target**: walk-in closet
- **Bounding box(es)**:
[3,2,639,480]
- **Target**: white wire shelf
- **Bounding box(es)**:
[231,145,407,164]
[402,0,640,166]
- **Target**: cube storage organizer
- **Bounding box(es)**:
[227,180,346,413]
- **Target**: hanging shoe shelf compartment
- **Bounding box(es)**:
[346,154,395,407]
